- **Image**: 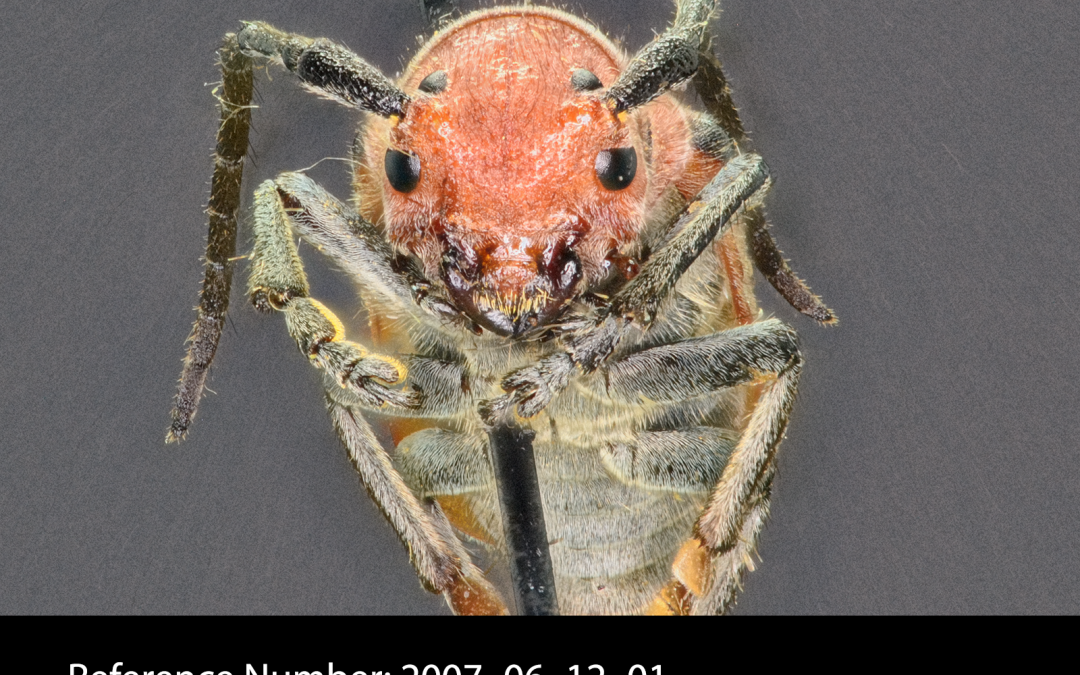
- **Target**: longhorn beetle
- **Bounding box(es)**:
[169,0,835,615]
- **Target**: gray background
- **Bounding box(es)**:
[2,0,1077,614]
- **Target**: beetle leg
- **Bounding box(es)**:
[615,154,769,324]
[747,209,838,324]
[236,170,503,607]
[603,319,801,614]
[309,352,472,421]
[682,112,759,326]
[267,173,475,332]
[604,319,798,405]
[328,400,508,615]
[689,462,776,615]
[419,0,457,31]
[688,49,837,325]
[247,179,421,410]
[486,153,771,422]
[248,178,505,612]
[235,22,408,118]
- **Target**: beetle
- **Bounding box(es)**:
[168,0,834,615]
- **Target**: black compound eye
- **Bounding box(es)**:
[595,147,637,191]
[384,148,421,193]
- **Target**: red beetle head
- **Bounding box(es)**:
[362,10,647,336]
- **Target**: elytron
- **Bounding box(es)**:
[169,0,834,615]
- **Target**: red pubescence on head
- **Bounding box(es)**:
[362,10,652,336]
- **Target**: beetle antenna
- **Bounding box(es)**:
[168,33,253,443]
[236,22,409,118]
[605,0,718,115]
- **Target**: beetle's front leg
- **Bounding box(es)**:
[611,153,770,324]
[248,179,418,410]
[250,178,506,613]
[266,172,477,333]
[485,153,770,422]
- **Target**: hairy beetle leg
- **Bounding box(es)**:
[482,154,771,423]
[248,179,421,410]
[330,401,504,606]
[600,319,800,614]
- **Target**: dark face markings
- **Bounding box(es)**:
[418,69,448,94]
[570,68,603,91]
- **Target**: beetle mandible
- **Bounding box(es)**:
[169,0,835,615]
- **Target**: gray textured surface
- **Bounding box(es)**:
[1,0,1077,614]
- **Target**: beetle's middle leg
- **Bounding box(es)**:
[603,319,802,614]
